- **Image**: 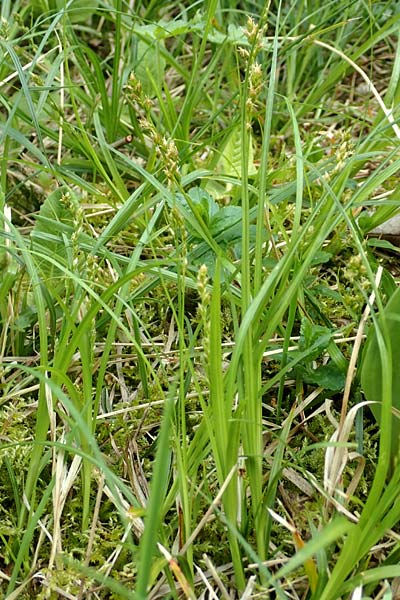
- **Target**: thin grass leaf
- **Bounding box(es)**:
[135,393,174,600]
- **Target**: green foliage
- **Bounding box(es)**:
[294,318,346,391]
[361,286,400,464]
[30,186,78,282]
[136,38,166,99]
[216,126,257,178]
[31,0,100,21]
[172,186,255,271]
[2,0,400,598]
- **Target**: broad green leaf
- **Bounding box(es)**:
[366,238,400,252]
[209,206,242,239]
[136,39,166,98]
[216,127,258,178]
[175,187,219,227]
[303,362,346,391]
[311,250,333,265]
[361,286,400,459]
[299,318,333,362]
[56,0,99,23]
[134,20,190,39]
[202,23,248,45]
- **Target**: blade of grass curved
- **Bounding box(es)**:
[339,565,400,597]
[292,13,400,123]
[270,516,351,589]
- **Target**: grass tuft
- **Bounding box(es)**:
[1,1,400,598]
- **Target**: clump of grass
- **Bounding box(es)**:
[1,0,400,598]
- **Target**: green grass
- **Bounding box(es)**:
[1,0,400,598]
